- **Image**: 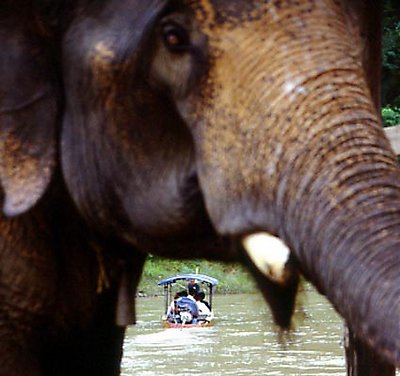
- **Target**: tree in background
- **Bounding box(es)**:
[382,0,400,108]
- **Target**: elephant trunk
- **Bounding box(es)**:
[240,81,400,363]
[201,44,400,366]
[252,72,400,364]
[189,1,400,364]
[277,113,400,365]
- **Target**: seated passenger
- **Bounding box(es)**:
[174,296,199,324]
[176,296,199,316]
[167,290,188,319]
[194,293,211,316]
[198,292,211,311]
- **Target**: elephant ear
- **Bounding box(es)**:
[345,0,383,109]
[0,14,57,216]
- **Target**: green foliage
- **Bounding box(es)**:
[383,1,400,69]
[138,256,257,296]
[382,0,400,107]
[382,106,400,126]
[383,21,400,72]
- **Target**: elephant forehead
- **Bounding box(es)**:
[186,0,352,121]
[186,0,265,28]
[186,0,318,28]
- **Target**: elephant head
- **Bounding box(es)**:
[1,0,399,368]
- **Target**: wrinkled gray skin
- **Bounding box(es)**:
[0,0,399,375]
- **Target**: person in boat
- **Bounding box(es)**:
[173,296,199,324]
[194,293,211,317]
[198,291,211,311]
[167,290,188,318]
[187,279,201,296]
[167,291,199,323]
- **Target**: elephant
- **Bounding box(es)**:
[0,0,398,374]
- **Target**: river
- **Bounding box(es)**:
[122,285,350,375]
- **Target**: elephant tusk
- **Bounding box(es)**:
[242,232,291,285]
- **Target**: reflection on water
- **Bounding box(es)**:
[122,286,346,375]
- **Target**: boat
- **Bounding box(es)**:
[158,273,218,328]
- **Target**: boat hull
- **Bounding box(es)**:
[162,320,214,329]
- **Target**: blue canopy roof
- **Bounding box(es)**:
[157,273,219,286]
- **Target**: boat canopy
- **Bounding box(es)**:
[158,273,219,286]
[159,273,218,317]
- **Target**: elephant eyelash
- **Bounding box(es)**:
[161,22,191,53]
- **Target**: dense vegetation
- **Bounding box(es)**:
[137,256,257,296]
[382,0,400,126]
[382,106,400,126]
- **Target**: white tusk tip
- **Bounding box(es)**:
[242,232,291,285]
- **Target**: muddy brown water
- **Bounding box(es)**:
[121,285,357,375]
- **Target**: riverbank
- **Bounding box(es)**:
[137,256,257,296]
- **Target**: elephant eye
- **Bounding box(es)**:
[162,22,191,53]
